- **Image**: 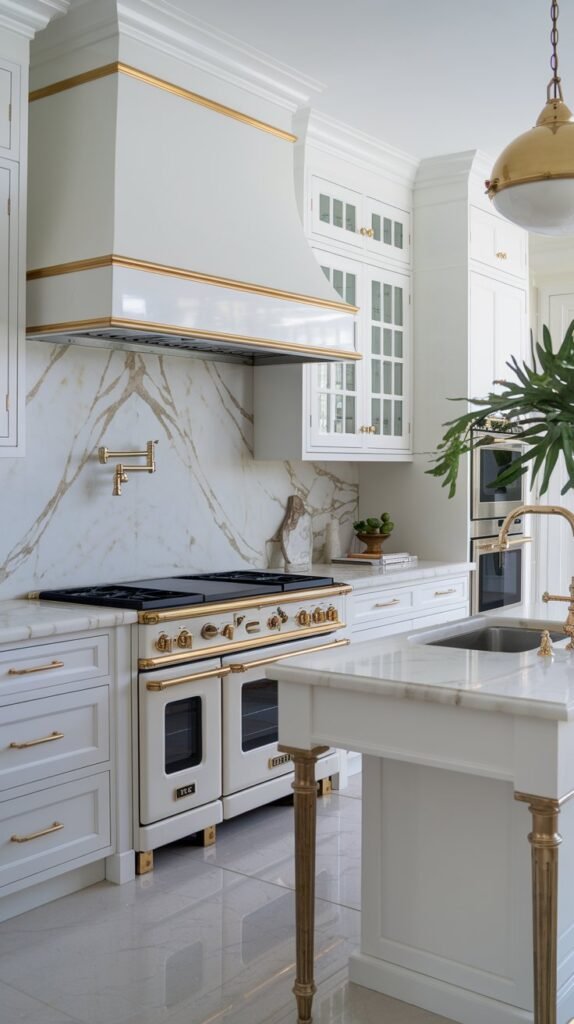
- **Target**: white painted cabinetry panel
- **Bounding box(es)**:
[0,633,110,692]
[469,272,527,398]
[0,772,111,891]
[0,60,18,159]
[0,686,110,791]
[470,205,527,280]
[0,158,17,444]
[350,575,469,640]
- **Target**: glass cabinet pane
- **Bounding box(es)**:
[345,364,356,389]
[334,394,344,432]
[394,401,403,436]
[383,328,392,356]
[372,360,381,394]
[333,269,344,299]
[319,194,330,224]
[346,274,356,306]
[383,399,392,435]
[372,213,381,241]
[394,330,403,357]
[383,284,392,323]
[345,204,356,233]
[319,393,329,433]
[371,398,381,434]
[383,361,392,393]
[394,364,403,396]
[372,326,381,354]
[383,218,392,244]
[394,222,403,249]
[346,396,356,432]
[366,270,408,447]
[395,287,403,326]
[333,198,343,229]
[372,281,381,321]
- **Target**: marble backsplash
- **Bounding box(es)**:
[0,342,359,598]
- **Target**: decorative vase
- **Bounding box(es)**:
[356,532,390,556]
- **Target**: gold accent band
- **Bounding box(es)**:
[138,585,352,624]
[138,622,347,669]
[228,637,350,673]
[26,254,359,315]
[26,317,361,362]
[515,789,574,809]
[29,61,297,143]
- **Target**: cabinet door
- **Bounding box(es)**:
[469,206,527,280]
[308,251,363,450]
[0,160,17,445]
[364,266,410,451]
[0,60,18,159]
[364,196,410,265]
[469,272,527,398]
[310,176,364,250]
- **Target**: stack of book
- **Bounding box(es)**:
[331,552,418,569]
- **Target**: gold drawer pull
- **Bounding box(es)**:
[8,660,64,676]
[374,598,400,608]
[9,730,64,750]
[495,250,508,259]
[434,588,457,596]
[10,821,64,843]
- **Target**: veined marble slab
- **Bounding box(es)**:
[0,599,136,644]
[273,614,574,721]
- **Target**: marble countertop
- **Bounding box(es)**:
[313,560,474,591]
[273,612,574,722]
[0,599,137,644]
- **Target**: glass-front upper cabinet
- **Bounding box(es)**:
[310,176,410,267]
[308,250,362,450]
[363,266,410,452]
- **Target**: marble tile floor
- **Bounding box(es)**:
[0,774,456,1024]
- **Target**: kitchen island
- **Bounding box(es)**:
[274,613,574,1024]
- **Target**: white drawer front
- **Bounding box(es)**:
[0,635,109,695]
[415,578,468,610]
[0,687,109,792]
[352,587,414,629]
[0,772,111,888]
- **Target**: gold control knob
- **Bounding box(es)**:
[312,607,326,624]
[277,608,288,623]
[297,610,311,627]
[268,614,281,629]
[221,624,234,640]
[201,624,219,640]
[326,605,338,622]
[245,620,261,634]
[155,632,173,653]
[176,629,193,650]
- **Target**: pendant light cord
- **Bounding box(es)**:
[548,1,563,101]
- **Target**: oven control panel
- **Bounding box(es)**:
[138,595,346,668]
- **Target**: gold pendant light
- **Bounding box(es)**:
[486,1,574,235]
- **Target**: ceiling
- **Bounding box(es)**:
[178,0,574,163]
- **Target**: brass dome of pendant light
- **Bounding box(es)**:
[486,1,574,235]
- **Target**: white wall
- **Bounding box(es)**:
[0,341,358,598]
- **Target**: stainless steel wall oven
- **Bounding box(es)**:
[470,518,531,613]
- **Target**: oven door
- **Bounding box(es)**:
[470,535,531,613]
[471,440,525,520]
[138,658,223,825]
[221,635,349,796]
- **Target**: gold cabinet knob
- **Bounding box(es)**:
[312,607,326,624]
[296,610,311,627]
[201,624,219,640]
[155,632,173,653]
[221,624,234,640]
[360,226,369,236]
[366,227,374,238]
[176,629,193,650]
[495,250,508,259]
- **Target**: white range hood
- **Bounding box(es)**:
[26,1,358,364]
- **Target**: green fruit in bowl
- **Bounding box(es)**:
[382,521,395,534]
[381,512,391,522]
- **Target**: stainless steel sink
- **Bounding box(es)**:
[426,625,565,653]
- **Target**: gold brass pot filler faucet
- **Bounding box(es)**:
[497,504,574,650]
[98,440,158,496]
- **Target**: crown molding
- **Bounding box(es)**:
[297,108,419,187]
[415,149,494,192]
[0,0,70,38]
[31,0,324,112]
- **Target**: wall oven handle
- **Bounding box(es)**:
[146,666,231,691]
[228,637,350,673]
[477,535,532,554]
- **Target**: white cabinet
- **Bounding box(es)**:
[0,158,17,444]
[469,205,527,281]
[0,58,18,159]
[311,174,410,265]
[349,573,469,642]
[0,632,114,900]
[469,271,528,398]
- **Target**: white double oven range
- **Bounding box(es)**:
[38,571,351,872]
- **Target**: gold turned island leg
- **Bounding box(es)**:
[515,792,562,1024]
[279,744,329,1024]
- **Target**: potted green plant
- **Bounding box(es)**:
[352,512,395,555]
[427,322,574,498]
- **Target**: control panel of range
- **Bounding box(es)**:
[138,596,344,667]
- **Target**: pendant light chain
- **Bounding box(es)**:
[549,1,563,100]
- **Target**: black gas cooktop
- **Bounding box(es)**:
[37,571,336,610]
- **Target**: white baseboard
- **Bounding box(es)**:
[105,850,135,884]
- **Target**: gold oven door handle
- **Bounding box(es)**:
[9,730,64,750]
[146,666,231,691]
[228,637,350,673]
[11,821,64,843]
[8,660,64,676]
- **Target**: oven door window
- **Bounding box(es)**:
[164,696,202,774]
[479,448,523,506]
[479,547,522,612]
[241,677,278,752]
